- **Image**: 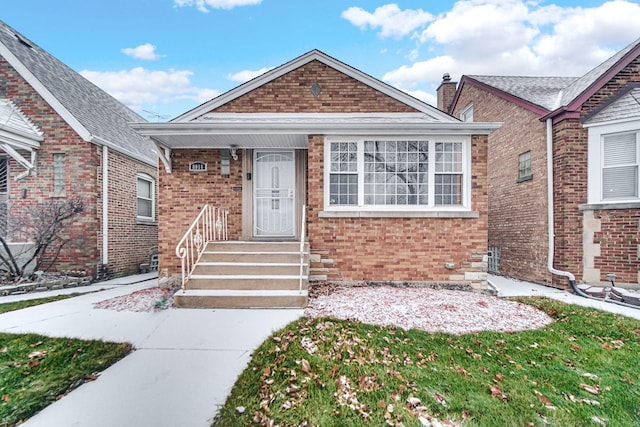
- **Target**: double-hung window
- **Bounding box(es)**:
[136,174,155,221]
[325,137,470,211]
[601,132,638,200]
[587,123,640,205]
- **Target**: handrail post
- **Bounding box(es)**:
[299,205,306,294]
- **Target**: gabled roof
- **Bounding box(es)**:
[455,36,640,121]
[464,76,578,111]
[0,20,156,166]
[174,49,458,123]
[584,86,640,125]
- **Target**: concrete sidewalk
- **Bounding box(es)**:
[489,274,640,320]
[0,274,303,426]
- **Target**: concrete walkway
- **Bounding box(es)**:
[489,274,640,320]
[0,274,303,426]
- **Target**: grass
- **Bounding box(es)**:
[215,297,640,426]
[0,294,81,314]
[0,332,131,426]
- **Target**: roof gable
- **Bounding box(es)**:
[584,85,640,125]
[0,20,156,165]
[174,49,457,123]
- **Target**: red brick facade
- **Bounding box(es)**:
[452,84,550,284]
[159,60,489,287]
[0,57,157,278]
[451,55,640,287]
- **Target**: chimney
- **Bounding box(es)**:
[436,73,457,113]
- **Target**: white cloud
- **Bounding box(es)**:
[174,0,261,12]
[227,67,273,83]
[121,43,165,61]
[341,4,433,38]
[80,67,219,112]
[366,0,640,93]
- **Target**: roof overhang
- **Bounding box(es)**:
[131,113,501,150]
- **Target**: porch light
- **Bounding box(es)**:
[230,145,238,161]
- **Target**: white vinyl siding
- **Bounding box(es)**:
[325,136,471,211]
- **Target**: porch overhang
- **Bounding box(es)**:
[0,100,43,179]
[130,113,501,172]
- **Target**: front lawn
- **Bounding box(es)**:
[215,297,640,426]
[0,333,131,426]
[0,294,81,315]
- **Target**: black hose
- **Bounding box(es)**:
[569,279,640,310]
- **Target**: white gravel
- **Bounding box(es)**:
[93,288,174,312]
[305,285,552,335]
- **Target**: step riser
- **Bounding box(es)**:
[193,265,306,276]
[200,253,305,263]
[175,294,307,309]
[188,278,307,291]
[206,242,305,252]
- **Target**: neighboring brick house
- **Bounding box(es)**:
[133,50,499,308]
[443,37,640,288]
[0,20,158,278]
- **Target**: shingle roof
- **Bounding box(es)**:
[560,36,640,106]
[584,87,640,124]
[0,20,156,165]
[467,76,578,111]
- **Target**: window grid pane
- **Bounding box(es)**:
[435,142,463,205]
[519,151,532,178]
[329,142,358,205]
[363,140,428,206]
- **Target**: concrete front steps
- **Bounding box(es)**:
[174,241,309,309]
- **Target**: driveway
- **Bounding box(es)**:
[0,276,303,426]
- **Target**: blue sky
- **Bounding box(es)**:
[3,0,640,120]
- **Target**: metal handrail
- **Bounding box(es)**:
[176,205,228,290]
[299,205,307,294]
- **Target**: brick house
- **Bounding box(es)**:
[133,50,499,308]
[0,20,158,278]
[443,37,640,288]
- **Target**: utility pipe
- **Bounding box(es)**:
[102,145,108,265]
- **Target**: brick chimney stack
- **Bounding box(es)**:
[436,73,457,113]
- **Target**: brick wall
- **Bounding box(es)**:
[98,149,158,276]
[452,84,551,284]
[0,56,158,278]
[213,60,419,114]
[591,208,640,284]
[158,149,243,275]
[158,60,488,285]
[306,134,488,284]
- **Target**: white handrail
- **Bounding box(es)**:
[176,205,229,290]
[299,205,307,294]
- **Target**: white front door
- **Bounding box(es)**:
[254,150,295,237]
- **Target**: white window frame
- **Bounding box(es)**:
[586,120,640,205]
[324,136,472,212]
[460,104,473,122]
[136,173,155,221]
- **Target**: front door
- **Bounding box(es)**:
[254,150,295,237]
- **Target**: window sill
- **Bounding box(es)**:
[580,202,640,211]
[318,210,479,218]
[516,174,533,183]
[136,218,158,226]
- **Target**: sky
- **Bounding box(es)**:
[3,0,640,121]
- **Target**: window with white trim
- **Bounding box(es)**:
[136,174,155,220]
[460,104,473,122]
[587,122,640,204]
[602,132,638,200]
[325,137,471,210]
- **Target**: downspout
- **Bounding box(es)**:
[545,118,579,290]
[546,119,640,309]
[102,145,108,266]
